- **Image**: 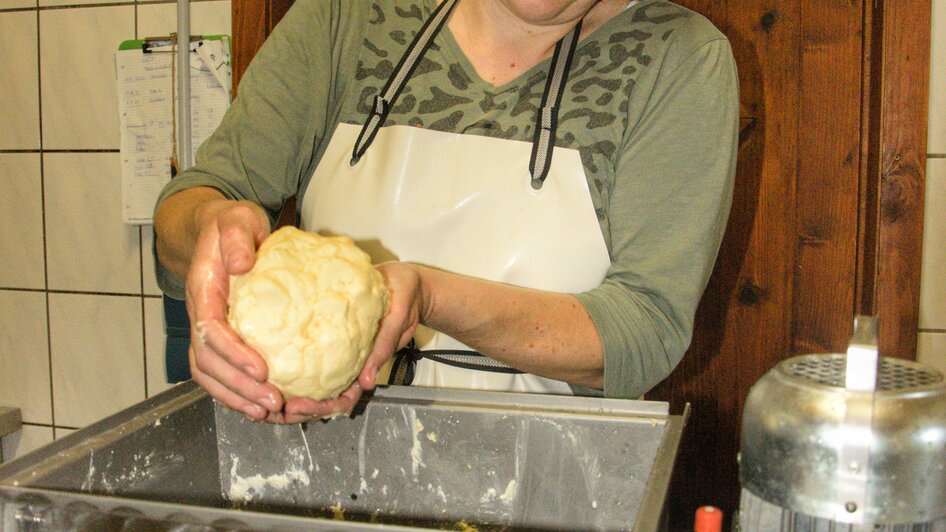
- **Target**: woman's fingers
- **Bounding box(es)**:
[186,203,424,425]
[283,382,364,422]
[185,201,275,412]
[357,262,423,391]
[216,203,269,274]
[190,334,283,411]
[195,317,268,382]
[189,345,269,420]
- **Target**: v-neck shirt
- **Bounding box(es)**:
[156,0,740,399]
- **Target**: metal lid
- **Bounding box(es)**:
[740,316,946,525]
[780,354,943,392]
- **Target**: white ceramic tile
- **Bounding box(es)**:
[55,427,77,438]
[929,0,946,153]
[0,12,40,149]
[49,293,145,427]
[137,1,231,41]
[144,296,175,396]
[38,0,120,7]
[917,332,946,376]
[0,290,51,424]
[0,1,35,11]
[40,5,134,149]
[919,159,946,329]
[142,225,162,296]
[44,153,142,294]
[1,425,53,463]
[0,154,45,289]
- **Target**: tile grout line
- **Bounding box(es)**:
[36,4,57,432]
[136,3,150,400]
[0,0,225,13]
[0,149,121,153]
[21,422,79,431]
[141,285,150,398]
[0,287,163,297]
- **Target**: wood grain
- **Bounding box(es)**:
[652,0,929,527]
[868,0,930,360]
[792,0,862,356]
[231,0,295,94]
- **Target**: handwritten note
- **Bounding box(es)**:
[116,38,231,224]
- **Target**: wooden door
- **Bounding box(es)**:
[231,1,931,527]
[649,1,930,526]
[231,0,294,93]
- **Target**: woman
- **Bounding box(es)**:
[154,0,739,424]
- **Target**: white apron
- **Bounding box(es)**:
[299,0,610,395]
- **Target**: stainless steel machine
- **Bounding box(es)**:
[738,317,946,531]
[0,383,686,531]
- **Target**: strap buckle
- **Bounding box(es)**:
[372,95,389,116]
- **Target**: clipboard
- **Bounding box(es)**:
[116,34,232,225]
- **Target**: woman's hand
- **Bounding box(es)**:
[281,261,427,422]
[184,199,287,422]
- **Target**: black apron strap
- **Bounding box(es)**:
[388,339,524,386]
[350,0,460,165]
[529,19,583,189]
[350,0,584,190]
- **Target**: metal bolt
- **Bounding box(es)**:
[845,501,858,513]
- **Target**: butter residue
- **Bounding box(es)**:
[330,502,345,520]
[498,480,517,502]
[410,414,425,475]
[227,456,311,503]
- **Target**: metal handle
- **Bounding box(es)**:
[836,314,879,523]
[845,315,879,392]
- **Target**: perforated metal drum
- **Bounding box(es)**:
[738,321,946,530]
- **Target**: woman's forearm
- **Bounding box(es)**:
[416,265,604,388]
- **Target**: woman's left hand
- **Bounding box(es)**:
[279,261,426,423]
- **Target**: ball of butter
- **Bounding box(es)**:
[227,226,387,401]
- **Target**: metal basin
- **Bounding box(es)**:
[0,381,685,531]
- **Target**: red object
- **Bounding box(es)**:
[694,505,723,532]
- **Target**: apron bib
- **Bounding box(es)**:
[299,0,610,395]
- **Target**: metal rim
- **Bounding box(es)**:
[777,354,944,392]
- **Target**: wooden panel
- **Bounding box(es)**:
[647,0,931,524]
[231,0,294,92]
[651,0,802,526]
[792,1,863,355]
[869,0,930,360]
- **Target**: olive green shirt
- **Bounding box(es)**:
[156,0,739,399]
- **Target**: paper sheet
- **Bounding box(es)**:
[116,38,231,225]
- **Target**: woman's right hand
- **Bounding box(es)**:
[184,199,285,421]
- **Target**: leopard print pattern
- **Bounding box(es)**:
[347,0,692,222]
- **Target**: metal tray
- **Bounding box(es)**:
[0,381,686,531]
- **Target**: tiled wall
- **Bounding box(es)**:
[919,0,946,375]
[1,0,944,463]
[0,0,230,461]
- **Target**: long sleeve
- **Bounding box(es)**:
[153,0,363,298]
[574,25,739,399]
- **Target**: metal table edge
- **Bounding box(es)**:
[633,402,690,532]
[0,485,418,531]
[0,382,204,482]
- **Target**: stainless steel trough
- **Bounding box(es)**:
[0,381,686,531]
